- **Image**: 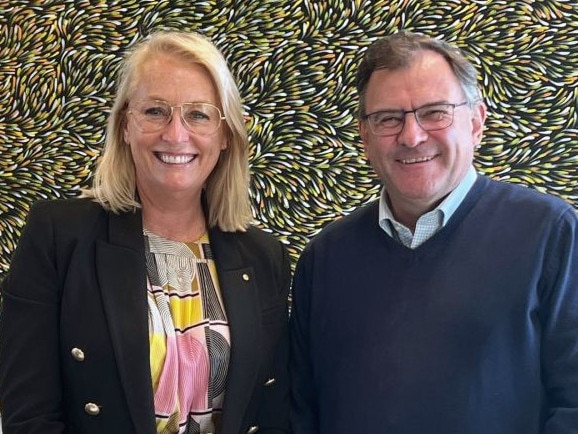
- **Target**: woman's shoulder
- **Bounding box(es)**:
[30,197,102,213]
[211,224,287,259]
[244,224,280,240]
[241,225,288,251]
[25,197,108,230]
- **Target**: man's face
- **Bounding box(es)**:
[359,50,486,223]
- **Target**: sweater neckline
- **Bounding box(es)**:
[382,176,489,255]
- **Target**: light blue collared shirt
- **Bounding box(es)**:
[378,166,477,248]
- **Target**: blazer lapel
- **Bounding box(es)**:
[96,209,156,434]
[210,228,262,433]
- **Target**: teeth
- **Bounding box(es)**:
[400,156,433,164]
[157,153,195,164]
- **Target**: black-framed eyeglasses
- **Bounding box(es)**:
[363,101,469,137]
[127,100,226,136]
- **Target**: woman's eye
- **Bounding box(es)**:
[186,111,210,121]
[143,106,169,118]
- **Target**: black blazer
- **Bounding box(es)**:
[0,198,291,434]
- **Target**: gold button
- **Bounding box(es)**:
[242,273,250,281]
[71,348,85,362]
[84,402,100,416]
[247,426,259,434]
[264,377,276,386]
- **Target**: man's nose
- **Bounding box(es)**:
[397,113,428,148]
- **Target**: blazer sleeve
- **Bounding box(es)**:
[0,200,67,433]
[253,238,292,433]
[213,225,292,433]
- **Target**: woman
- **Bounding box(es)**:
[0,31,291,434]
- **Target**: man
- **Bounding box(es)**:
[289,31,578,433]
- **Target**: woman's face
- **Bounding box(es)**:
[123,53,227,205]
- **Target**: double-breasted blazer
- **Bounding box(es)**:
[0,198,291,434]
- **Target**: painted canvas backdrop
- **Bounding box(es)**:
[1,0,577,278]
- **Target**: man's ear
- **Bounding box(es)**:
[471,101,487,147]
[358,119,370,159]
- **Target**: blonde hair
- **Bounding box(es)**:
[83,30,252,231]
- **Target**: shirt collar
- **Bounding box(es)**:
[379,166,477,234]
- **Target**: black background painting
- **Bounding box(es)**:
[1,0,577,277]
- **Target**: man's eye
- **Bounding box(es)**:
[374,114,402,125]
[420,107,449,119]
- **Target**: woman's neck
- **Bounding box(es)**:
[139,191,207,242]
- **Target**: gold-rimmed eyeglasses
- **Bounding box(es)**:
[127,100,226,136]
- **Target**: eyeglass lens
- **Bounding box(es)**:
[367,103,462,136]
[130,100,223,135]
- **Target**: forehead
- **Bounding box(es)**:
[365,50,463,110]
[130,53,218,103]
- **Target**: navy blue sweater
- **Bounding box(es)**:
[290,175,578,433]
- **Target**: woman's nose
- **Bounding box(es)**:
[162,111,190,142]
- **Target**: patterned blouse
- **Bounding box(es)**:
[144,230,231,434]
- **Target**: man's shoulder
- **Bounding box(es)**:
[308,200,380,246]
[480,176,574,216]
